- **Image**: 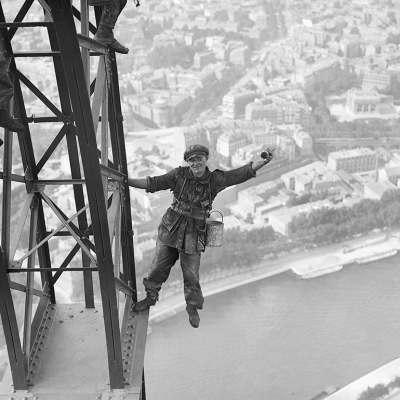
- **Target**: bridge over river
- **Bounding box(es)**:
[314,137,400,153]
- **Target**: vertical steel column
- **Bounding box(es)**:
[49,0,124,388]
[0,247,27,389]
[108,52,137,296]
[0,98,27,389]
[46,18,95,308]
[1,111,13,266]
[101,78,109,201]
[80,0,90,94]
[37,202,56,303]
[22,196,39,368]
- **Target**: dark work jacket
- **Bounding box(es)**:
[146,163,256,254]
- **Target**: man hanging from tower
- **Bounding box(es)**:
[128,145,274,328]
[0,49,26,138]
[89,0,138,54]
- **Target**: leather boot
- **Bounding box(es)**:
[132,296,157,312]
[88,0,111,5]
[0,108,26,133]
[93,26,129,54]
[186,305,200,328]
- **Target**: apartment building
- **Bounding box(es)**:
[193,50,216,69]
[245,100,310,125]
[362,70,391,91]
[292,130,313,156]
[229,46,251,66]
[231,143,262,168]
[222,92,259,119]
[364,181,397,200]
[281,161,342,194]
[290,59,341,90]
[237,180,282,215]
[216,131,248,158]
[328,148,376,173]
[278,136,296,162]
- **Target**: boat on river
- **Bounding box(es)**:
[309,385,339,400]
[356,249,397,264]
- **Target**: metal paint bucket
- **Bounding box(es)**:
[205,211,224,247]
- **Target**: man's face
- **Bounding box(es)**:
[187,154,208,177]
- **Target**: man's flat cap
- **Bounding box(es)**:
[184,144,209,161]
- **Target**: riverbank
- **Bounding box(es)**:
[291,231,400,279]
[148,228,400,325]
[325,356,400,400]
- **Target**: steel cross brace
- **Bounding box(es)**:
[37,187,97,265]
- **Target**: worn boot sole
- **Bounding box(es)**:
[132,298,156,312]
[93,36,129,54]
[187,307,200,328]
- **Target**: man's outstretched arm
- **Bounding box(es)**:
[127,178,147,189]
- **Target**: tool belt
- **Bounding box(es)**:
[171,198,209,220]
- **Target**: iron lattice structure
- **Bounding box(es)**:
[0,0,148,398]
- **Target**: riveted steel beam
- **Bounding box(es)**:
[27,303,57,386]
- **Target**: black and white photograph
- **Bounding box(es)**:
[1,0,400,399]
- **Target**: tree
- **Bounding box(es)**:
[152,144,160,156]
[357,384,389,400]
[387,32,400,45]
[245,213,254,224]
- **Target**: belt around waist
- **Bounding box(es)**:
[171,203,208,220]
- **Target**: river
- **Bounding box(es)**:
[144,255,400,400]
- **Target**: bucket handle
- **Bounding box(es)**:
[209,210,223,223]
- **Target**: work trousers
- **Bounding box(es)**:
[0,52,13,110]
[100,0,127,29]
[143,239,204,309]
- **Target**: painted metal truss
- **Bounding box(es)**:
[0,0,147,397]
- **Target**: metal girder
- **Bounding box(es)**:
[120,298,149,396]
[49,0,125,389]
[0,247,27,389]
[0,0,144,394]
[26,303,57,386]
[108,51,137,297]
